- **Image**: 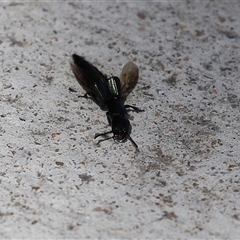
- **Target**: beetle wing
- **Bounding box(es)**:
[70,59,89,93]
[119,61,139,101]
[70,54,110,108]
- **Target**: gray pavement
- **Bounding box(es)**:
[0,1,240,239]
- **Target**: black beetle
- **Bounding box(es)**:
[70,54,143,151]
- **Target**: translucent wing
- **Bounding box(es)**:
[119,61,139,101]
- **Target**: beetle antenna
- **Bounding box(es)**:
[128,136,139,152]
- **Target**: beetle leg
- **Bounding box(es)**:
[94,131,113,139]
[95,135,114,146]
[95,131,113,146]
[106,112,112,125]
[125,104,144,113]
[78,92,90,99]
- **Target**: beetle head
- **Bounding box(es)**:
[95,115,139,151]
[111,115,130,142]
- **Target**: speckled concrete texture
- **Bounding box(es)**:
[0,1,240,239]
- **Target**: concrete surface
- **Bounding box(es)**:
[0,1,240,239]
